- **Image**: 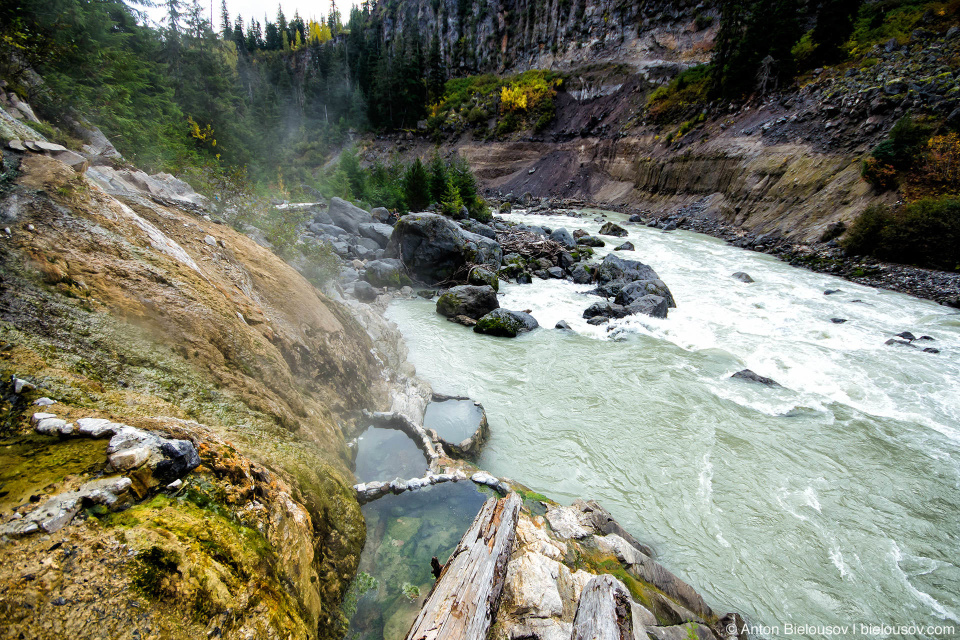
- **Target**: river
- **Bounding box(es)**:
[385,210,960,639]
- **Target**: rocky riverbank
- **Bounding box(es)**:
[492,193,960,309]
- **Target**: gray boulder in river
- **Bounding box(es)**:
[474,309,539,338]
[549,227,577,249]
[596,253,661,287]
[599,221,628,237]
[436,285,500,320]
[386,213,502,285]
[615,280,676,309]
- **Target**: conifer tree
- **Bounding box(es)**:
[403,158,431,212]
[220,0,231,40]
[428,151,448,204]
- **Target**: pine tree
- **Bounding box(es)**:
[403,158,431,212]
[427,34,445,101]
[440,175,463,217]
[220,0,231,40]
[428,151,448,204]
[810,0,863,66]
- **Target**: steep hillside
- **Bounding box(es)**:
[0,150,399,639]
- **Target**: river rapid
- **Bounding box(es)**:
[385,210,960,639]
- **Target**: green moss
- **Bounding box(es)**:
[0,435,106,513]
[132,545,181,599]
[473,314,519,338]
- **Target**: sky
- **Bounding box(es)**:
[143,0,353,32]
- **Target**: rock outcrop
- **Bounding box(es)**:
[0,152,389,640]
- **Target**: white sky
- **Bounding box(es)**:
[142,0,353,32]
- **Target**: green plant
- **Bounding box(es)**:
[842,199,960,270]
[341,572,378,619]
[646,65,711,124]
[401,582,421,600]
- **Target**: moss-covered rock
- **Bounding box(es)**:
[473,309,540,338]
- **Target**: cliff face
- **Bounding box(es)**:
[0,152,392,639]
[370,0,960,245]
[374,0,714,75]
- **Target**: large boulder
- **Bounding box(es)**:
[474,309,539,338]
[364,259,411,288]
[615,280,676,309]
[436,285,499,320]
[599,222,628,237]
[550,227,577,249]
[595,253,661,287]
[327,197,374,234]
[358,222,394,247]
[386,213,502,285]
[625,295,668,319]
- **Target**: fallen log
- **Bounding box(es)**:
[405,492,522,640]
[571,574,635,640]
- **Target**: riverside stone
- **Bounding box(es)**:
[474,309,539,338]
[359,222,394,247]
[436,285,499,320]
[549,227,577,249]
[364,258,410,288]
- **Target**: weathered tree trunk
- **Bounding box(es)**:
[571,574,635,640]
[405,492,522,640]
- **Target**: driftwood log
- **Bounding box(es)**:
[571,574,635,640]
[405,492,522,640]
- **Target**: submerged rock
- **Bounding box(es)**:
[731,369,782,387]
[731,272,754,283]
[474,309,539,338]
[614,241,634,251]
